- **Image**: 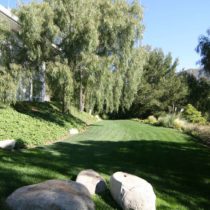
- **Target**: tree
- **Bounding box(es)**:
[181,72,210,119]
[0,18,20,104]
[47,0,145,113]
[197,29,210,74]
[8,2,59,101]
[47,59,73,113]
[130,48,188,118]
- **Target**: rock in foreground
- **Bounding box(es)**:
[76,169,106,195]
[110,172,156,210]
[6,180,95,210]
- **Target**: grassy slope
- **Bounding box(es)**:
[0,120,210,209]
[0,102,96,147]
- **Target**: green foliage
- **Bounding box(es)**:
[3,0,146,114]
[147,115,158,124]
[0,19,20,105]
[183,123,210,145]
[15,2,59,65]
[158,114,178,128]
[47,0,145,113]
[181,72,210,119]
[0,102,95,147]
[0,64,21,104]
[157,114,186,130]
[131,48,188,118]
[183,104,207,124]
[0,120,210,209]
[197,29,210,74]
[172,118,187,130]
[47,60,73,113]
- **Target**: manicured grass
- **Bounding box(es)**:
[0,102,96,147]
[0,120,210,209]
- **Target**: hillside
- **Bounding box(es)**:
[0,102,97,147]
[184,68,210,80]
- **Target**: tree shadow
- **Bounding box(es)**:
[13,101,85,127]
[0,138,210,209]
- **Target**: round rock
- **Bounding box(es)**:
[6,179,95,210]
[69,128,79,135]
[0,140,16,150]
[76,169,106,195]
[110,172,156,210]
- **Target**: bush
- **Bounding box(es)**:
[157,114,186,130]
[183,104,207,125]
[183,123,210,145]
[147,115,158,124]
[173,118,186,130]
[158,114,177,128]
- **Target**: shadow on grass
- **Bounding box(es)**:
[0,139,210,209]
[14,101,85,128]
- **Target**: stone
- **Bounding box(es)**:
[6,179,95,210]
[110,172,156,210]
[76,169,106,195]
[95,115,102,121]
[69,128,79,135]
[0,140,16,150]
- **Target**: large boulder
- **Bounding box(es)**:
[0,140,16,150]
[76,169,106,195]
[6,179,95,210]
[69,128,79,135]
[110,172,156,210]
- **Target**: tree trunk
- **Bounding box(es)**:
[79,81,84,112]
[29,76,33,102]
[62,85,66,114]
[79,69,85,112]
[39,62,46,102]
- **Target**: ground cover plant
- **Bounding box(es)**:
[0,102,97,147]
[0,120,210,209]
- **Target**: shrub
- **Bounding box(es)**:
[158,114,177,128]
[157,114,186,130]
[173,118,186,130]
[183,104,207,125]
[183,123,210,146]
[147,115,158,124]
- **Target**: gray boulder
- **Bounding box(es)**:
[76,169,106,195]
[6,179,95,210]
[0,140,16,150]
[110,172,156,210]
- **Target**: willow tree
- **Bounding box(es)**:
[0,19,19,104]
[10,2,59,101]
[97,0,145,112]
[47,0,145,113]
[47,59,73,113]
[46,0,100,111]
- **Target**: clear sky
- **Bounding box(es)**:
[1,0,210,70]
[140,0,210,70]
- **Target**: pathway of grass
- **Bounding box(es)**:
[0,120,210,209]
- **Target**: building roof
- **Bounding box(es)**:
[0,4,20,31]
[0,4,61,52]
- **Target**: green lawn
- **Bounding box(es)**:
[0,120,210,209]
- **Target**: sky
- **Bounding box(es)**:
[140,0,210,70]
[1,0,210,70]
